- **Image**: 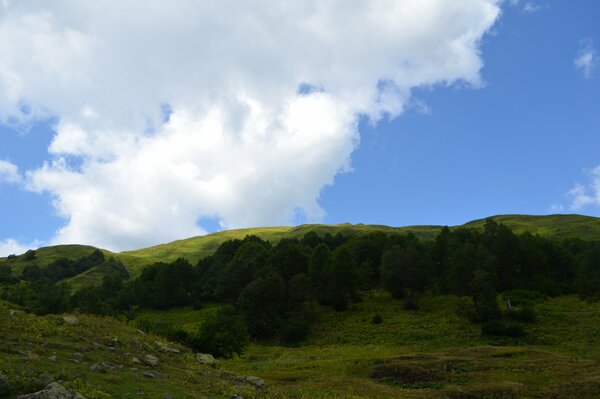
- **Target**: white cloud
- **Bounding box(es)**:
[0,1,501,251]
[575,39,598,79]
[567,166,600,211]
[0,238,40,257]
[507,0,542,14]
[0,159,21,184]
[523,2,542,14]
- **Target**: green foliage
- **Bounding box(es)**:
[371,313,383,324]
[481,319,526,337]
[281,304,315,344]
[506,306,536,323]
[192,306,249,358]
[238,272,285,338]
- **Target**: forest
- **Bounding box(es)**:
[1,219,600,358]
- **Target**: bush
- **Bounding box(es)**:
[481,320,526,337]
[371,313,383,324]
[281,305,315,344]
[506,306,536,323]
[192,306,249,358]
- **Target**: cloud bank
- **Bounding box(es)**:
[0,1,501,251]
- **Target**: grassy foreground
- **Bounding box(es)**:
[138,292,600,399]
[0,300,274,399]
[2,292,600,398]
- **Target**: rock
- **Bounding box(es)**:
[16,382,85,399]
[9,309,24,317]
[245,376,266,389]
[62,315,78,326]
[144,354,159,367]
[48,355,57,362]
[229,396,244,399]
[130,338,141,347]
[196,353,215,365]
[132,356,142,364]
[89,363,103,372]
[102,361,122,370]
[155,341,180,354]
[143,371,164,379]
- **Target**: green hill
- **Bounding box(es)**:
[3,214,600,287]
[0,300,271,398]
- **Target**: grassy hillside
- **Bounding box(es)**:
[3,214,600,288]
[134,292,600,399]
[464,214,600,241]
[126,214,600,266]
[0,300,276,398]
[124,223,443,266]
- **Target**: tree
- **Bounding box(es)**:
[309,244,332,304]
[192,306,249,358]
[238,273,285,338]
[380,243,431,309]
[216,241,271,302]
[448,242,500,321]
[329,245,358,311]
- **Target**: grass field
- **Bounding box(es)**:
[1,291,599,397]
[223,293,600,398]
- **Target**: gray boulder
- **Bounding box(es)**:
[155,341,180,354]
[245,376,266,389]
[17,382,85,399]
[61,315,78,326]
[144,354,159,367]
[196,353,215,365]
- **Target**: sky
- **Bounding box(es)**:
[0,0,599,255]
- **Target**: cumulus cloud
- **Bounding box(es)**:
[0,238,39,257]
[0,1,501,250]
[575,39,598,79]
[0,159,21,184]
[566,166,600,211]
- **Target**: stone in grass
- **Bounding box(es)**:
[245,376,266,389]
[62,315,79,326]
[132,356,142,364]
[196,353,215,365]
[143,371,165,379]
[89,364,103,372]
[155,341,180,354]
[144,354,159,367]
[16,382,86,399]
[102,361,123,370]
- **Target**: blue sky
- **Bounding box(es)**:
[0,1,599,254]
[322,1,600,225]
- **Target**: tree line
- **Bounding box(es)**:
[1,220,600,354]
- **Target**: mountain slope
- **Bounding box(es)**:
[3,214,600,287]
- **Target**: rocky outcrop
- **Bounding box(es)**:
[16,382,85,399]
[196,353,215,365]
[144,354,159,367]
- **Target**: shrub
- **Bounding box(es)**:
[371,313,383,324]
[481,320,526,337]
[192,306,249,358]
[506,306,536,323]
[281,305,315,344]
